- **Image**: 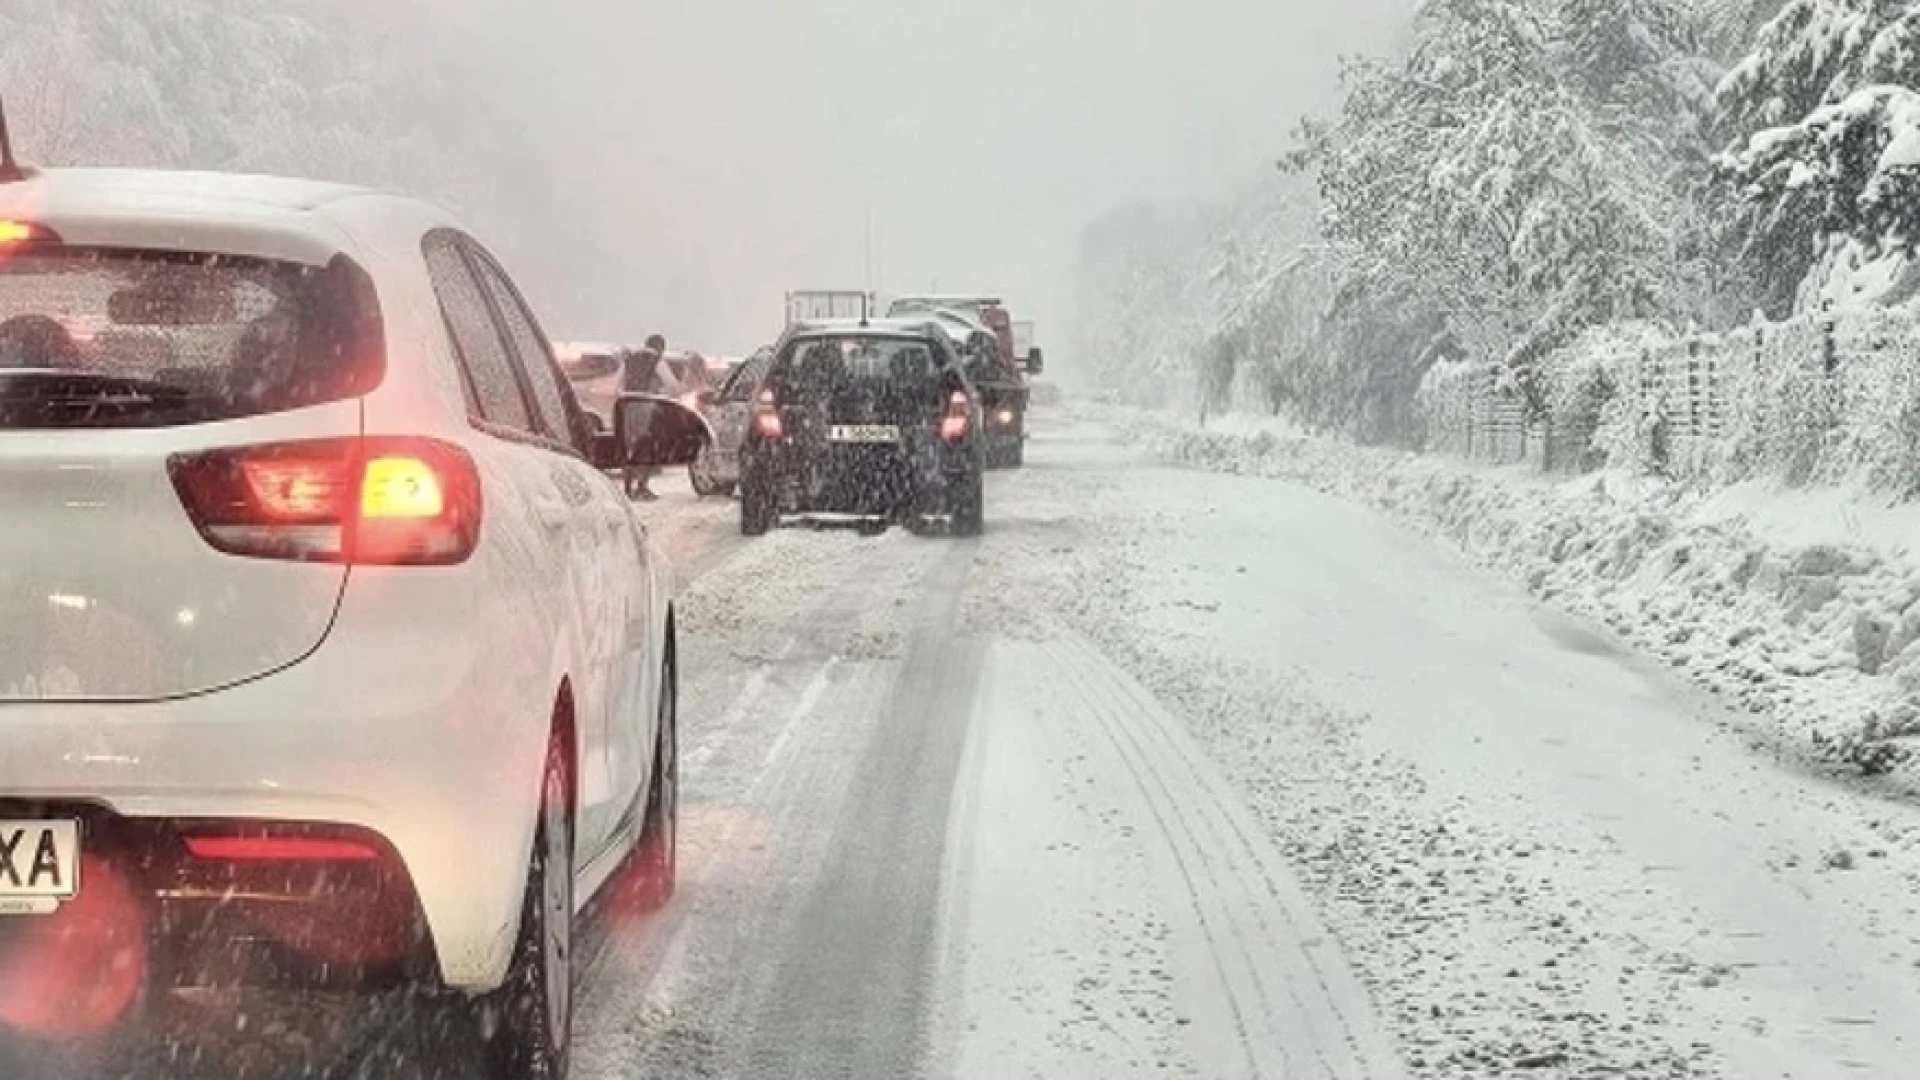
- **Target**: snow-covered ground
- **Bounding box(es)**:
[1112,407,1920,784]
[973,413,1920,1078]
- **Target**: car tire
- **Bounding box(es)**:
[688,447,724,498]
[1007,438,1025,468]
[470,734,573,1080]
[948,468,984,537]
[632,639,679,913]
[740,475,774,536]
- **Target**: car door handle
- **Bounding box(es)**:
[534,496,569,530]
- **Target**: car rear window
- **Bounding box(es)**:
[0,247,383,429]
[781,337,937,391]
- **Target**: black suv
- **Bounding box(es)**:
[737,321,986,537]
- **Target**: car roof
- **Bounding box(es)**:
[785,317,945,341]
[552,341,623,361]
[889,294,1003,307]
[0,167,451,266]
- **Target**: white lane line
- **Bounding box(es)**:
[685,667,772,771]
[758,656,839,779]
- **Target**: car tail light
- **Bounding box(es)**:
[169,437,481,565]
[752,387,783,439]
[0,220,55,245]
[940,390,972,442]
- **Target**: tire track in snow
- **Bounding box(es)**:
[573,533,979,1080]
[568,530,936,1068]
[1043,633,1406,1080]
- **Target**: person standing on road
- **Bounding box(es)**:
[622,334,682,501]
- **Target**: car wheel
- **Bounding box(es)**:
[633,639,679,913]
[1007,438,1025,468]
[949,468,984,537]
[740,475,774,536]
[472,735,573,1080]
[688,447,723,498]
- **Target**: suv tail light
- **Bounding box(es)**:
[169,437,481,565]
[752,387,783,439]
[940,390,972,442]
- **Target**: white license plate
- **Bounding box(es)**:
[0,820,80,916]
[828,424,900,444]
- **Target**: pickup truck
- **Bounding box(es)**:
[888,296,1043,468]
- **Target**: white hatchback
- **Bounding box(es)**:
[0,168,705,1077]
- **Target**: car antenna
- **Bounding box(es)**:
[0,96,25,183]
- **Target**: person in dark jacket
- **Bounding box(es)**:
[622,334,676,500]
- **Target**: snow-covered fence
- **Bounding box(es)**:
[1418,360,1544,467]
[1421,310,1920,496]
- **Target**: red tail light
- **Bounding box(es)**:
[169,437,481,565]
[752,387,784,439]
[940,389,972,442]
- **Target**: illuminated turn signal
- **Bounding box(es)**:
[0,220,38,244]
[361,456,446,519]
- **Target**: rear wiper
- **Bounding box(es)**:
[0,369,205,428]
[0,369,195,406]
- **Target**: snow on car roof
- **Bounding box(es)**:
[0,167,437,266]
[889,294,1003,307]
[787,317,943,340]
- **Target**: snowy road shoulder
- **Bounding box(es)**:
[935,635,1405,1080]
[1113,407,1920,784]
[985,414,1920,1079]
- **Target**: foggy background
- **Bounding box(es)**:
[466,0,1413,358]
[0,0,1413,362]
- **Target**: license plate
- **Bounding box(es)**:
[828,424,900,444]
[0,820,80,916]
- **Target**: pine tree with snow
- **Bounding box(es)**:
[1713,2,1920,314]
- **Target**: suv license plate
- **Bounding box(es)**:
[828,425,900,444]
[0,820,80,916]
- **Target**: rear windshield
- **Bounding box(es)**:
[0,247,383,429]
[777,336,940,396]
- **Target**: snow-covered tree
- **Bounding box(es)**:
[1714,1,1918,138]
[1712,2,1920,314]
[1287,0,1717,407]
[0,0,535,266]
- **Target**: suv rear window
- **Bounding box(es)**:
[780,337,938,392]
[0,247,383,429]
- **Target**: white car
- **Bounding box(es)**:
[0,167,705,1077]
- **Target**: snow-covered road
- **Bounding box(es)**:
[361,410,1920,1079]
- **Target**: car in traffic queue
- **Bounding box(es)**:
[736,320,985,537]
[923,307,1034,468]
[687,345,773,499]
[886,294,1038,467]
[0,163,710,1080]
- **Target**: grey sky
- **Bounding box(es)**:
[471,0,1412,354]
